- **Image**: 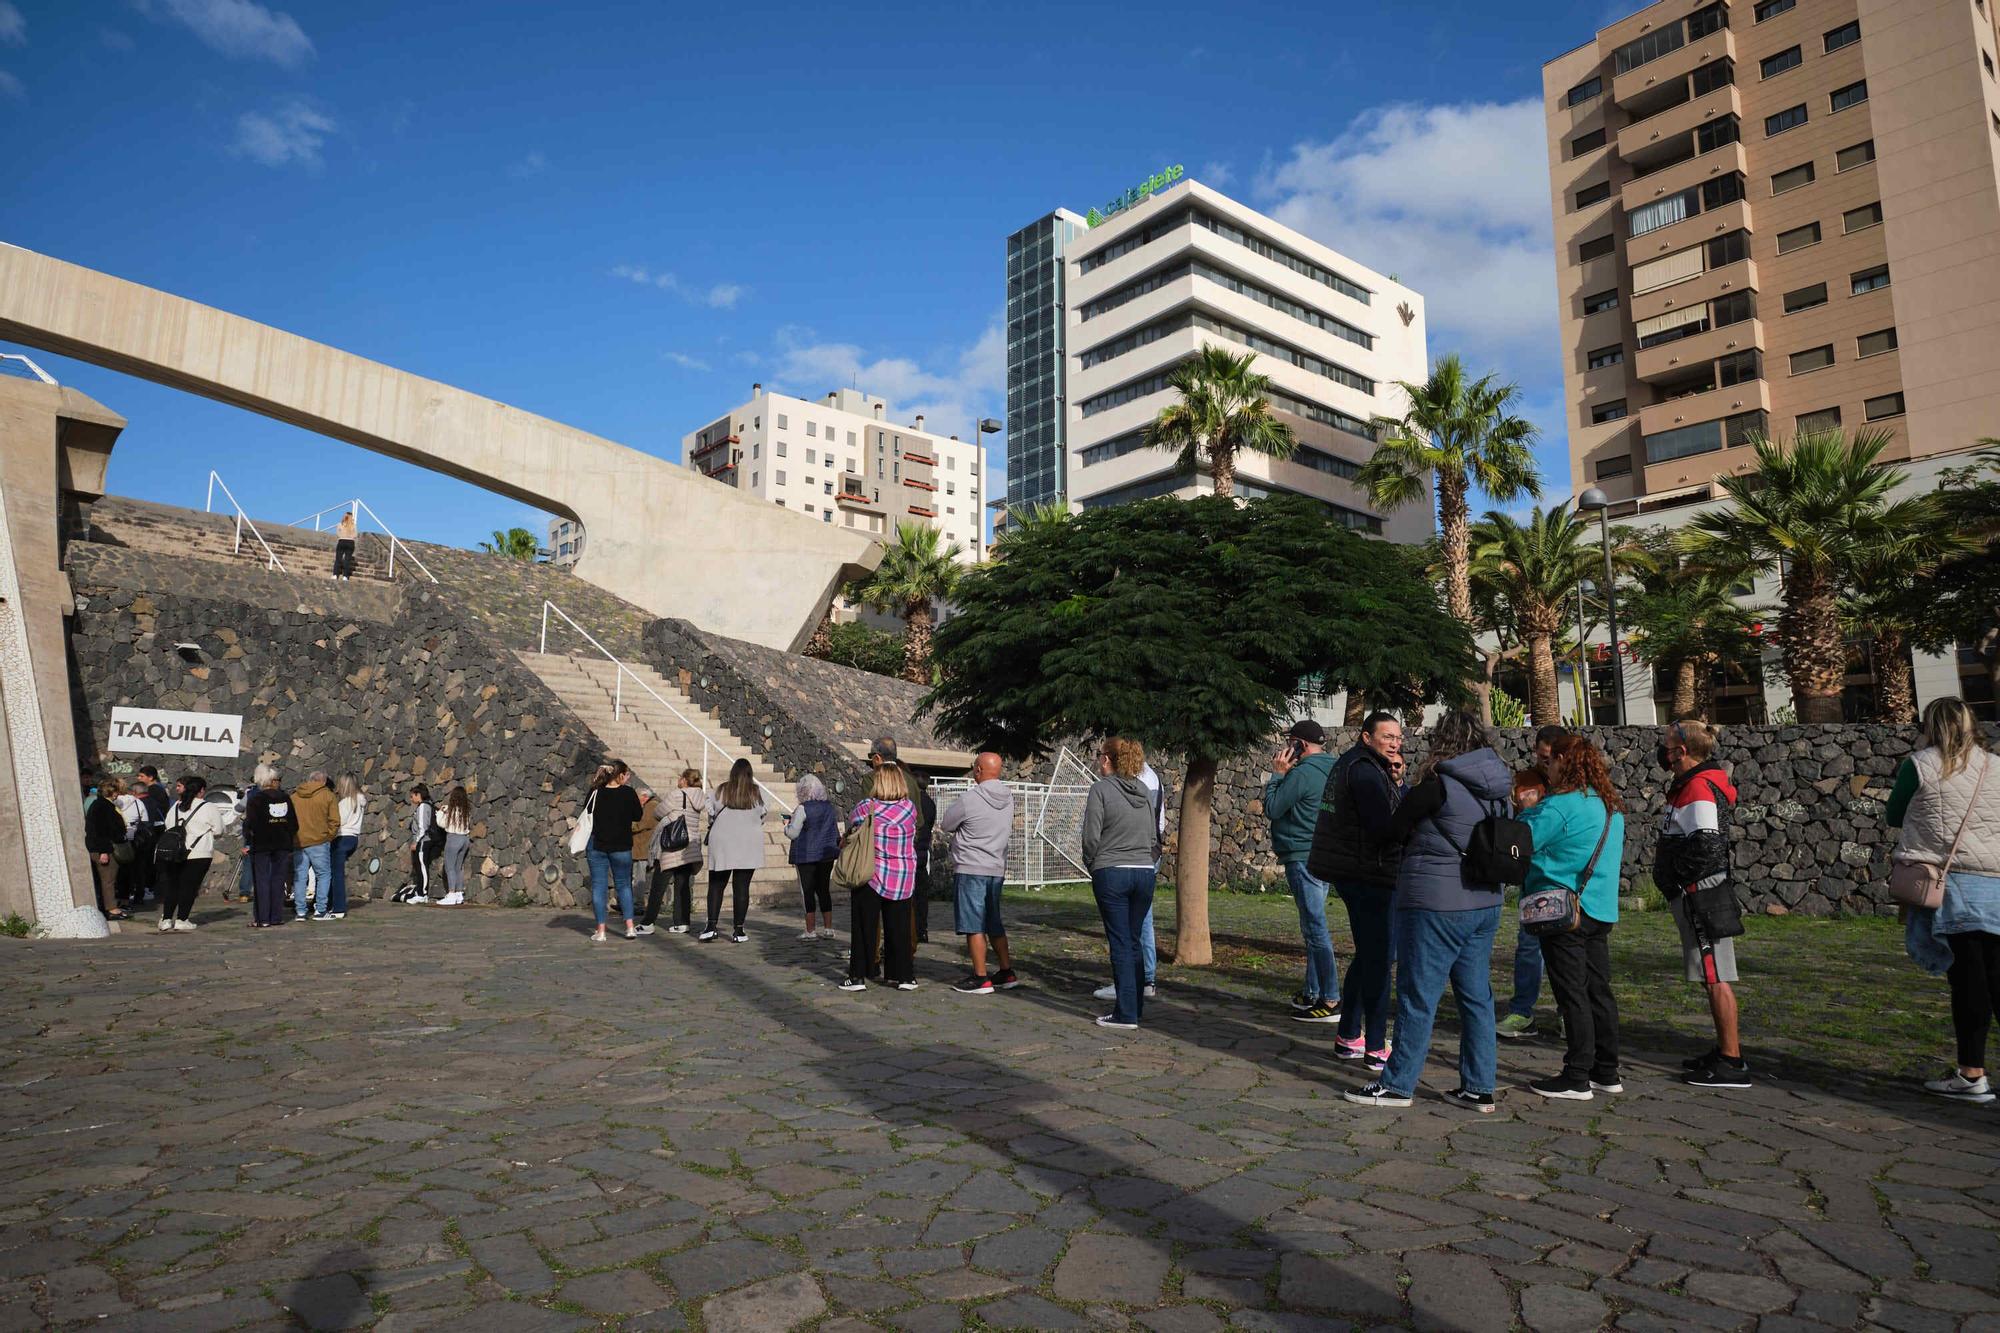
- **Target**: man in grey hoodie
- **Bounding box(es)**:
[939,753,1017,994]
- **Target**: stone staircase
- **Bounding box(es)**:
[519,651,802,903]
[85,496,396,583]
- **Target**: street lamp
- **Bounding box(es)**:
[973,417,1002,556]
[1576,487,1625,724]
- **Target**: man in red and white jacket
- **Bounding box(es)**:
[1654,719,1751,1089]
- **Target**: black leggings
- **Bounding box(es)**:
[166,857,211,922]
[1947,931,2000,1069]
[642,865,697,927]
[333,539,356,577]
[798,861,833,915]
[848,886,913,984]
[707,868,752,933]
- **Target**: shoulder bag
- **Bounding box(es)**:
[833,806,877,892]
[660,793,691,854]
[1890,753,1991,911]
[1520,805,1613,937]
[567,790,598,856]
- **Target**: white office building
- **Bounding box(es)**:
[683,386,986,562]
[1061,179,1431,542]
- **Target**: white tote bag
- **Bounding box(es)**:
[567,790,597,856]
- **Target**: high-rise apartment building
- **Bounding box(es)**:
[1058,179,1431,541]
[547,517,584,567]
[1004,210,1087,516]
[683,386,986,563]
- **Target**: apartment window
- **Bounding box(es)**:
[946,482,955,495]
[1790,344,1836,375]
[1761,46,1802,78]
[1575,181,1612,209]
[1766,103,1808,136]
[1592,400,1629,424]
[776,414,787,429]
[1579,234,1616,262]
[774,470,786,485]
[1857,327,1899,358]
[1566,76,1603,106]
[1772,162,1815,194]
[1571,128,1607,156]
[1777,220,1822,253]
[846,431,856,446]
[751,443,760,459]
[1865,392,1906,421]
[751,471,760,487]
[1588,344,1625,370]
[1836,139,1876,171]
[1851,265,1891,295]
[1583,288,1620,315]
[1784,282,1828,314]
[1697,115,1743,154]
[1692,57,1737,95]
[805,448,816,465]
[1630,190,1695,238]
[1687,3,1727,39]
[1717,349,1764,386]
[1844,201,1884,233]
[824,480,834,494]
[805,421,816,437]
[1797,406,1842,432]
[1754,0,1795,18]
[1615,25,1685,75]
[846,458,856,472]
[1596,455,1633,479]
[775,440,787,457]
[1713,290,1756,328]
[1709,230,1751,268]
[1638,307,1709,349]
[1829,80,1868,112]
[1824,21,1861,53]
[1985,50,1996,78]
[1634,245,1704,293]
[822,512,832,524]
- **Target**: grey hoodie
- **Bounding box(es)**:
[937,779,1015,878]
[1082,775,1160,872]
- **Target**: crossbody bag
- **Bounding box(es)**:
[1890,753,1991,911]
[1519,806,1613,937]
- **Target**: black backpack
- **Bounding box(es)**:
[153,805,192,868]
[1438,773,1533,887]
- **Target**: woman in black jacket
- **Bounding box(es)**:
[241,764,299,928]
[83,789,130,920]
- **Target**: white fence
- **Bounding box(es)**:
[929,747,1097,888]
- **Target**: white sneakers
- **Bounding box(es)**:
[1924,1070,1996,1103]
[1094,982,1159,1000]
[158,917,174,932]
[158,918,200,932]
[435,892,464,906]
[816,928,837,940]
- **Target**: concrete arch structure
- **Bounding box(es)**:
[0,242,880,651]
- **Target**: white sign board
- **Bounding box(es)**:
[107,707,243,758]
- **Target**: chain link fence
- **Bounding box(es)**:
[929,747,1096,888]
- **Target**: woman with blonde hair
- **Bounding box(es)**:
[329,774,363,919]
[839,761,919,991]
[1081,738,1162,1029]
[644,769,706,934]
[702,759,766,942]
[786,773,843,940]
[1890,697,2000,1103]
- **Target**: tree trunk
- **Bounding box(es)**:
[1439,472,1486,721]
[1173,756,1218,968]
[1343,692,1367,727]
[1527,631,1560,728]
[1783,575,1847,724]
[1672,657,1699,720]
[1210,443,1235,499]
[1873,630,1916,724]
[901,601,934,686]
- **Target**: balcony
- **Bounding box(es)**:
[1639,377,1771,439]
[903,478,936,492]
[1620,141,1744,217]
[1645,441,1760,497]
[1635,317,1763,383]
[1613,25,1733,108]
[1617,84,1740,163]
[1626,198,1750,267]
[691,434,737,459]
[908,506,937,519]
[902,452,936,466]
[1631,256,1757,323]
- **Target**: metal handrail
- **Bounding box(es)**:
[0,353,57,384]
[534,600,792,813]
[202,471,287,572]
[291,498,439,584]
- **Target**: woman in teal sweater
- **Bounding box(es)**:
[1519,736,1626,1101]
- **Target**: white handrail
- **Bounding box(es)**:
[290,497,439,584]
[534,600,792,813]
[202,471,287,573]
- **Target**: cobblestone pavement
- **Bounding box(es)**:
[2,903,1996,1332]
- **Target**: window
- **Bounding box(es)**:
[1583,288,1620,315]
[1761,46,1802,78]
[1851,265,1891,295]
[1687,3,1727,39]
[1645,409,1767,463]
[774,470,786,485]
[1630,190,1694,237]
[751,471,759,487]
[824,480,834,494]
[1844,201,1883,233]
[1986,50,1996,78]
[1596,455,1633,479]
[1777,220,1822,253]
[822,512,832,524]
[1766,104,1808,136]
[1575,181,1612,208]
[1637,307,1708,348]
[1857,327,1899,357]
[1754,0,1795,18]
[1824,21,1861,53]
[1692,57,1736,95]
[776,414,787,429]
[1712,290,1756,327]
[1566,76,1602,106]
[1579,234,1616,261]
[1709,230,1751,268]
[1571,128,1607,156]
[1717,349,1763,386]
[1772,162,1815,194]
[1702,173,1744,209]
[775,440,787,457]
[1615,25,1685,75]
[1830,80,1868,112]
[1865,392,1906,421]
[1784,282,1829,314]
[1836,140,1876,172]
[805,421,816,437]
[1797,406,1842,432]
[806,448,817,464]
[1588,344,1625,369]
[751,443,760,458]
[1591,399,1629,424]
[1633,245,1705,293]
[846,431,856,446]
[1790,344,1836,375]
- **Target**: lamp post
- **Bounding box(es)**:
[1577,487,1625,724]
[1575,579,1593,725]
[973,417,1002,557]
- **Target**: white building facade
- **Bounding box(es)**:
[1062,179,1432,542]
[683,387,987,563]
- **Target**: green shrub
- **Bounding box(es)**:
[1490,685,1528,728]
[817,621,905,678]
[0,913,31,938]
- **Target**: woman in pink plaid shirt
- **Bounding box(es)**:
[839,765,921,992]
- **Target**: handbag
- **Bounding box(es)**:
[833,810,877,891]
[1520,805,1614,937]
[567,790,597,856]
[1890,753,1990,910]
[660,808,690,853]
[1438,774,1534,887]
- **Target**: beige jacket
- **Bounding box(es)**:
[1897,746,2000,876]
[650,788,708,869]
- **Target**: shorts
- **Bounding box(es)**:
[1670,897,1738,984]
[953,874,1006,938]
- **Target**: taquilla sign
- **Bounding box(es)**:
[108,707,243,758]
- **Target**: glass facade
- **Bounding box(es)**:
[1005,211,1084,514]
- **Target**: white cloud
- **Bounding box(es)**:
[767,322,1005,445]
[144,0,313,67]
[0,3,25,46]
[508,150,547,180]
[662,351,711,372]
[231,99,335,168]
[1198,160,1233,189]
[610,264,745,311]
[0,70,22,99]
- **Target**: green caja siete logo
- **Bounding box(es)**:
[1086,164,1185,227]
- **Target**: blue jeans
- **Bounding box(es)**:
[587,847,634,926]
[237,852,254,900]
[1138,903,1157,985]
[293,841,333,918]
[1381,904,1501,1098]
[1091,868,1155,1024]
[1508,924,1544,1018]
[1335,882,1395,1051]
[329,835,357,915]
[1285,861,1339,1003]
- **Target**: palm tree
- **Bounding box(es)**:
[1624,536,1762,720]
[1468,506,1601,726]
[481,527,540,561]
[1683,429,1967,724]
[849,522,964,684]
[1143,343,1296,498]
[1842,547,1933,724]
[991,501,1071,558]
[1358,355,1541,715]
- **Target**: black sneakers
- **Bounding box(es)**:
[1528,1075,1594,1101]
[1441,1088,1496,1113]
[954,974,995,995]
[1682,1049,1753,1088]
[992,968,1021,990]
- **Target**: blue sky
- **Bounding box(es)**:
[1,0,1611,551]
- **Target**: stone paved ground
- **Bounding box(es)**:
[2,900,1997,1332]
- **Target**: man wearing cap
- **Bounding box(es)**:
[1267,720,1341,1023]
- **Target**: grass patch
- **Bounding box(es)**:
[0,913,31,938]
